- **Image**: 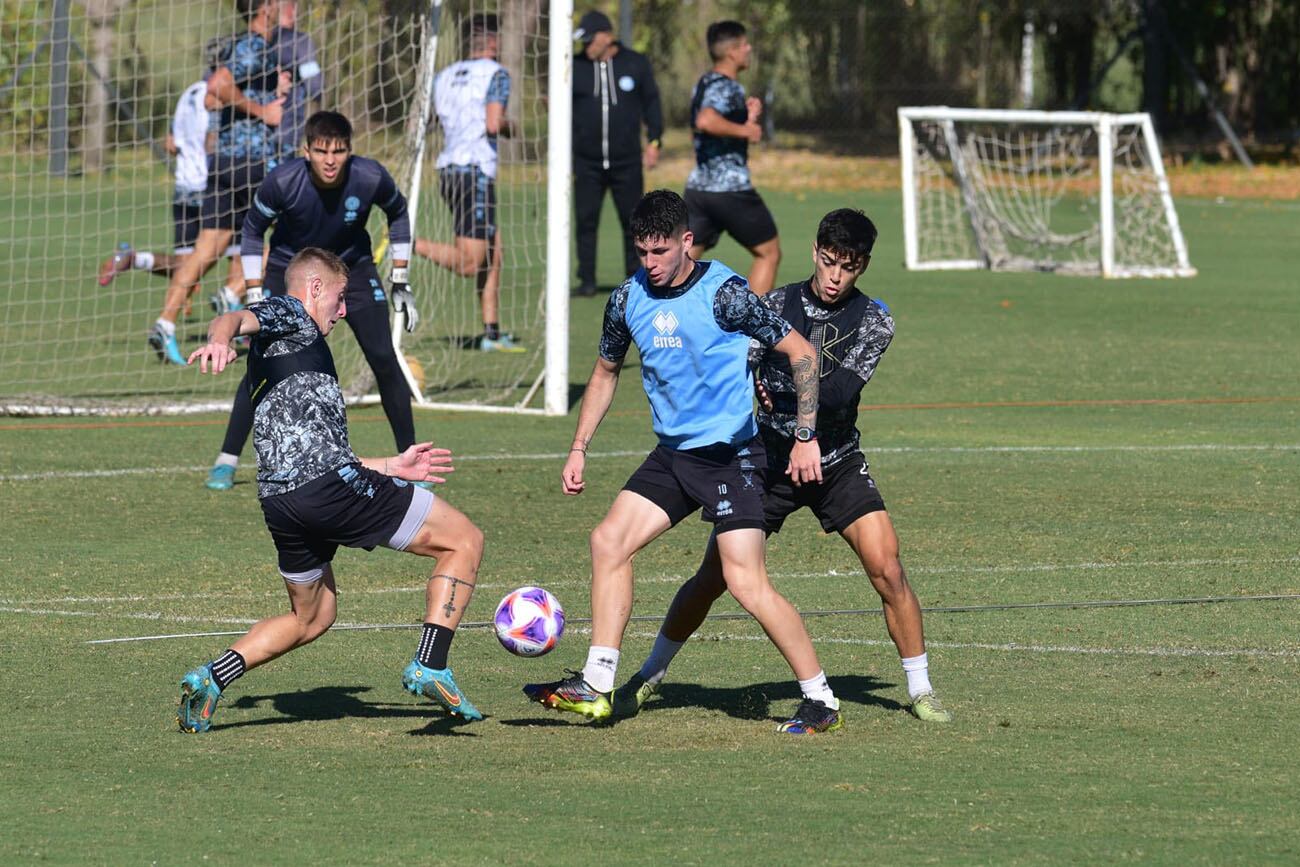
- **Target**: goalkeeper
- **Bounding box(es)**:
[204,110,418,492]
[615,209,953,724]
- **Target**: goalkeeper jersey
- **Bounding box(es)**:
[241,156,411,277]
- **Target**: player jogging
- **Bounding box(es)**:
[616,209,952,724]
[178,247,485,733]
[98,75,241,302]
[413,13,520,352]
[523,190,844,735]
[684,20,781,296]
[149,0,285,365]
[203,110,417,492]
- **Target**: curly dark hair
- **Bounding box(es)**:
[816,209,878,265]
[630,190,690,243]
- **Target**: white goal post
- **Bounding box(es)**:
[898,107,1195,279]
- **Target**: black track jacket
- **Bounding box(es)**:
[572,43,663,168]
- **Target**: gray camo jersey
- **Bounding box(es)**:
[686,73,753,193]
[250,295,357,498]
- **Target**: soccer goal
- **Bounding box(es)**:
[898,107,1194,279]
[0,0,570,416]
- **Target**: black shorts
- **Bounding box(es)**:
[623,439,767,533]
[173,190,204,253]
[439,166,496,240]
[264,258,387,310]
[200,156,266,232]
[764,450,887,535]
[685,188,779,250]
[259,464,434,580]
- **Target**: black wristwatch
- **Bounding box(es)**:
[794,426,817,442]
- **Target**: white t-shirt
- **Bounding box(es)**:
[172,80,210,194]
[433,58,510,179]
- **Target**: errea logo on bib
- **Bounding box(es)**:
[652,310,682,348]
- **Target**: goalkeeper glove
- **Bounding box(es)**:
[244,284,264,305]
[389,267,417,333]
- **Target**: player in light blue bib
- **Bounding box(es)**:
[524,190,844,734]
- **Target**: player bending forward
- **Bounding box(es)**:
[177,247,485,733]
[616,209,952,723]
[524,189,844,734]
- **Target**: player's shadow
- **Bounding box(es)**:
[217,685,477,735]
[647,673,903,723]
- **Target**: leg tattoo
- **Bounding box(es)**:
[433,573,476,619]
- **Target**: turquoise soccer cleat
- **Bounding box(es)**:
[402,660,483,721]
[148,324,187,366]
[478,334,526,353]
[205,464,235,491]
[177,665,223,733]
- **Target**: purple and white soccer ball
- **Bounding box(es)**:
[493,586,565,657]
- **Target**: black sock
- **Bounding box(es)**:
[210,649,246,690]
[484,322,501,340]
[416,623,455,669]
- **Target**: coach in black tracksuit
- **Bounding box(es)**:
[571,10,663,297]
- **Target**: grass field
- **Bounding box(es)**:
[2,185,1299,864]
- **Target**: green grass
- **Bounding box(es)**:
[2,187,1299,864]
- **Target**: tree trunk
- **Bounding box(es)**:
[78,0,130,174]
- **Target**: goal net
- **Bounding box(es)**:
[898,107,1194,279]
[0,0,570,416]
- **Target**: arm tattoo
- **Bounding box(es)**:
[433,573,476,619]
[791,352,818,428]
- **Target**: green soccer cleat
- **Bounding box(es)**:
[909,690,953,723]
[177,665,222,733]
[402,660,483,721]
[523,670,612,722]
[205,464,235,491]
[776,698,843,735]
[611,672,658,718]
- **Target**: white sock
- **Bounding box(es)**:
[902,653,933,699]
[638,633,685,685]
[582,645,620,693]
[133,251,155,271]
[798,670,839,710]
[154,318,175,337]
[214,452,239,469]
[220,285,241,305]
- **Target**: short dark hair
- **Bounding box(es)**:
[286,247,349,291]
[630,190,689,242]
[303,111,353,147]
[816,209,877,265]
[706,20,747,61]
[235,0,274,23]
[466,13,499,39]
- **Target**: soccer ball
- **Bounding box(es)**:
[493,586,565,657]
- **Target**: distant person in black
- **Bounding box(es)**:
[571,9,663,298]
[204,110,418,491]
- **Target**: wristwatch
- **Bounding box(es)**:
[794,426,817,442]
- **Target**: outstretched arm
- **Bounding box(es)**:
[188,309,260,373]
[359,444,454,484]
[561,356,623,495]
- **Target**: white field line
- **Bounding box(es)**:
[2,443,1299,483]
[78,621,1300,659]
[6,555,1299,608]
